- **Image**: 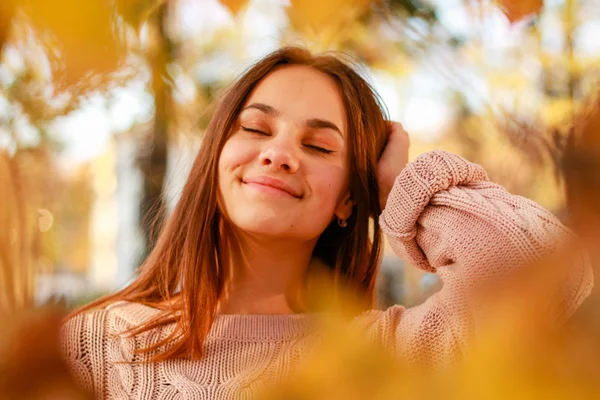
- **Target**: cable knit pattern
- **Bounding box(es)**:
[61,150,594,399]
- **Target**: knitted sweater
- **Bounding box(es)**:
[61,150,594,399]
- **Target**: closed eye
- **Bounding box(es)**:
[241,126,269,135]
[305,144,334,154]
[241,126,332,154]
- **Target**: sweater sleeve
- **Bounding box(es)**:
[61,310,109,398]
[375,150,593,365]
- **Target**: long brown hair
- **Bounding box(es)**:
[71,47,389,361]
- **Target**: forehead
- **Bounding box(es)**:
[244,65,347,133]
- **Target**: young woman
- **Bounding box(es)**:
[61,47,593,399]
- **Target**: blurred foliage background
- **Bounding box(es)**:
[0,0,598,311]
[2,1,600,399]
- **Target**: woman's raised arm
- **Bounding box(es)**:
[374,149,593,365]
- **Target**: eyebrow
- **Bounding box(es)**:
[244,103,280,116]
[305,118,343,138]
[243,102,343,138]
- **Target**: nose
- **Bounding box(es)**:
[259,137,299,173]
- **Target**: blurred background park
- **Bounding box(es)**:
[4,1,600,399]
[1,0,599,312]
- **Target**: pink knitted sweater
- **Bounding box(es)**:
[61,150,593,399]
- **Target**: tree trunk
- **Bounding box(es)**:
[565,0,577,102]
[137,2,173,262]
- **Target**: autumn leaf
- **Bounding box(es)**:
[494,0,544,23]
[220,0,248,16]
[287,0,372,44]
[1,308,93,398]
[19,0,124,89]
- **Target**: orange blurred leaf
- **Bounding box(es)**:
[1,308,93,398]
[19,0,124,89]
[287,0,371,37]
[494,0,544,23]
[220,0,248,16]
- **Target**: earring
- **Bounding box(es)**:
[337,218,348,228]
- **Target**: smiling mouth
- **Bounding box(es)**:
[241,177,302,199]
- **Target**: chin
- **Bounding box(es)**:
[227,213,320,240]
[236,216,296,236]
[222,201,330,239]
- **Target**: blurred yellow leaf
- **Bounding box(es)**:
[287,0,371,45]
[220,0,248,16]
[494,0,544,23]
[19,0,123,88]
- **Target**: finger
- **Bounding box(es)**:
[386,121,406,135]
[384,120,395,136]
[385,121,410,144]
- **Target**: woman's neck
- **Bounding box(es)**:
[217,234,317,315]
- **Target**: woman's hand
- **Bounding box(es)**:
[377,121,409,210]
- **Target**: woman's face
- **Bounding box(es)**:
[218,65,353,241]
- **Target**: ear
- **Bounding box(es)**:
[334,191,355,221]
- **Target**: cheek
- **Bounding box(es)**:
[218,138,249,206]
[308,164,348,206]
[219,137,255,177]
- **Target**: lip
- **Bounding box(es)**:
[242,176,302,198]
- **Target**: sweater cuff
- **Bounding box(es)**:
[379,150,489,271]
